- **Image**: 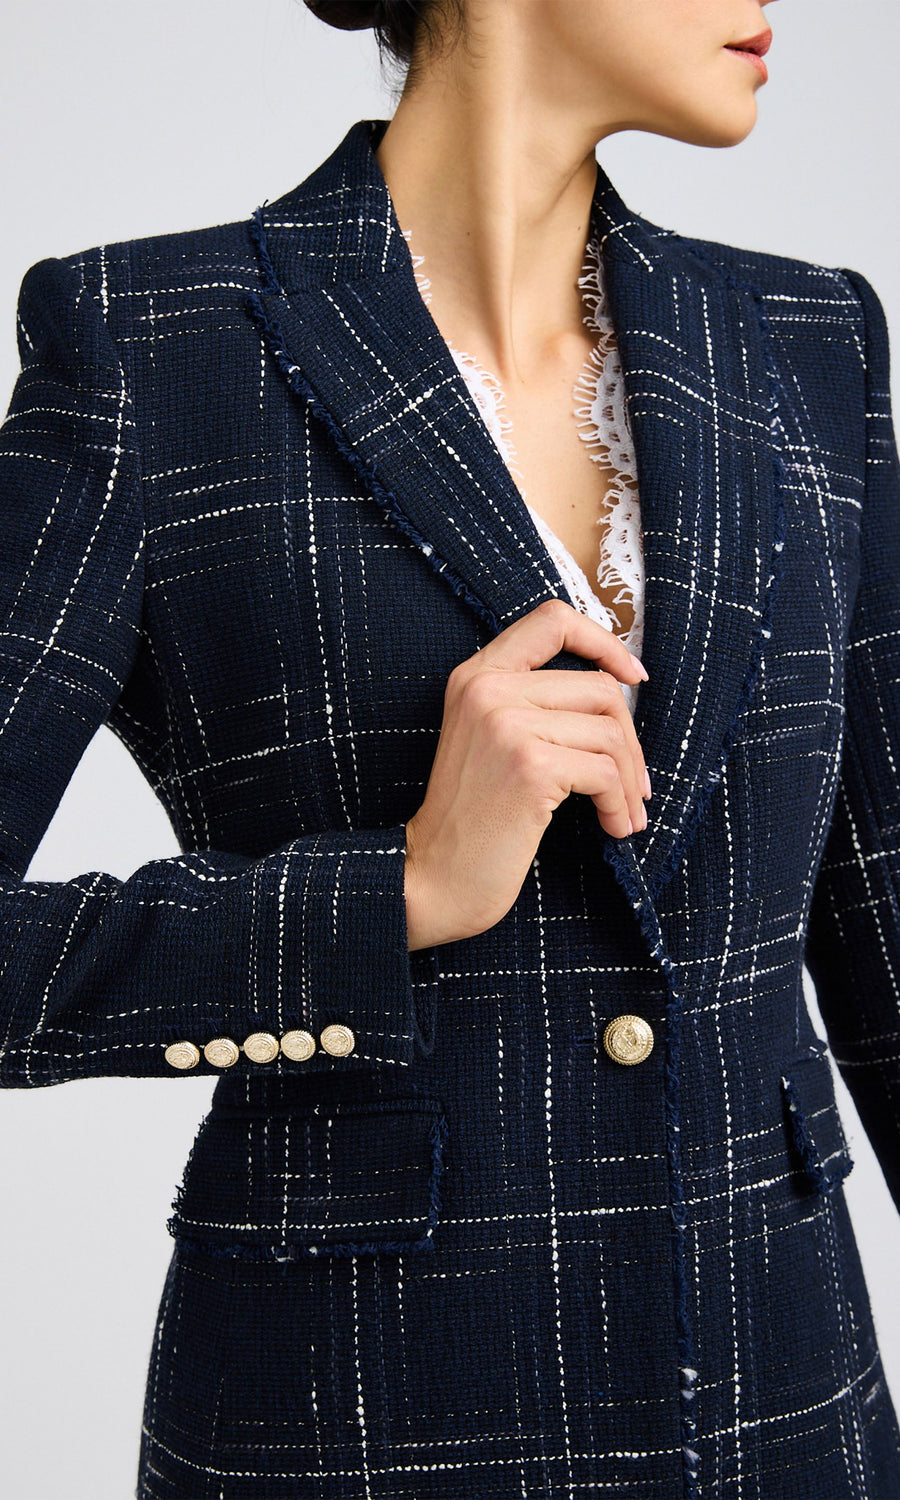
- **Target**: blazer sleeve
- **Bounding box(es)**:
[804,265,900,1214]
[0,255,436,1087]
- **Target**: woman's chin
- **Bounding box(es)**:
[684,95,761,150]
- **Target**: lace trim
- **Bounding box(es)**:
[402,232,528,485]
[402,226,644,711]
[572,234,645,658]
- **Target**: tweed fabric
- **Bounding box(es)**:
[401,221,647,681]
[1,117,899,1497]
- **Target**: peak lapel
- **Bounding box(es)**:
[598,212,786,904]
[244,118,785,906]
[247,120,572,636]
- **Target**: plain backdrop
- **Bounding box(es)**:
[1,3,899,1495]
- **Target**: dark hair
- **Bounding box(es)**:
[303,0,464,76]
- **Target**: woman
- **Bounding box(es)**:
[1,0,899,1494]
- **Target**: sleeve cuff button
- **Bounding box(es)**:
[281,1029,316,1062]
[165,1041,200,1071]
[242,1032,280,1064]
[320,1024,355,1057]
[203,1037,240,1068]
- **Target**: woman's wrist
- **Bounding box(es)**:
[404,813,455,949]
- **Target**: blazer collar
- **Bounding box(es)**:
[244,118,785,913]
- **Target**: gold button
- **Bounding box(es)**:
[203,1037,240,1068]
[242,1031,280,1064]
[165,1041,200,1071]
[603,1014,654,1066]
[281,1029,316,1062]
[320,1024,355,1057]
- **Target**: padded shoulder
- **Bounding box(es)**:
[673,226,856,302]
[36,214,264,349]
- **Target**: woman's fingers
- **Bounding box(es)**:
[549,744,635,839]
[404,598,652,948]
[456,665,648,830]
[463,597,648,684]
[526,705,647,829]
[521,667,648,813]
[447,602,650,821]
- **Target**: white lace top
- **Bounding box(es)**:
[403,227,645,716]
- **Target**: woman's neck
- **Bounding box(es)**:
[374,83,601,385]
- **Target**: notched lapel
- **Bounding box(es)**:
[244,119,785,906]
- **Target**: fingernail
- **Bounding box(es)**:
[627,816,634,835]
[641,803,648,830]
[644,769,652,799]
[629,652,649,681]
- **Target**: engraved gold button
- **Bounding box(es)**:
[320,1024,355,1057]
[242,1031,280,1064]
[165,1040,200,1071]
[281,1029,316,1062]
[603,1014,654,1066]
[203,1036,240,1068]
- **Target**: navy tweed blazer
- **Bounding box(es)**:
[2,116,900,1499]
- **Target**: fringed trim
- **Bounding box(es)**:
[650,249,789,903]
[571,341,638,481]
[782,1075,854,1196]
[169,1112,450,1262]
[169,1228,439,1262]
[244,205,503,638]
[602,242,791,1499]
[248,202,280,294]
[399,222,645,648]
[571,237,645,653]
[599,840,700,1497]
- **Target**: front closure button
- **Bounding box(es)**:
[603,1014,654,1066]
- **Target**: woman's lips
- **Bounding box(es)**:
[724,46,769,83]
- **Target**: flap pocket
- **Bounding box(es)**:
[781,1042,854,1196]
[168,1095,449,1260]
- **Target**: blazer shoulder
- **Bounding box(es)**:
[669,229,880,360]
[17,211,263,349]
[678,225,864,304]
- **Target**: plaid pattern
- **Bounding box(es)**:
[1,117,899,1497]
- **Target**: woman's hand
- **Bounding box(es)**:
[404,598,651,949]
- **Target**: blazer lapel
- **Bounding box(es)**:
[244,118,785,908]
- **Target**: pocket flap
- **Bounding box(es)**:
[781,1042,854,1196]
[168,1095,449,1259]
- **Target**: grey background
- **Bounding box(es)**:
[0,3,898,1495]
